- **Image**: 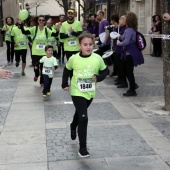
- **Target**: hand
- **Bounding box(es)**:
[92,75,97,83]
[117,33,121,39]
[3,28,8,31]
[69,27,74,34]
[99,43,105,48]
[34,66,38,70]
[117,40,120,45]
[162,13,170,21]
[0,66,13,79]
[14,44,18,47]
[63,87,69,91]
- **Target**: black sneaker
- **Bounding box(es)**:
[21,71,25,76]
[117,83,128,88]
[70,123,76,140]
[15,62,19,67]
[127,84,139,92]
[123,90,137,97]
[78,148,90,158]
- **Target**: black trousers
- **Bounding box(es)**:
[32,55,44,84]
[65,51,79,61]
[124,55,136,91]
[153,38,162,56]
[71,96,93,149]
[15,49,27,63]
[43,75,53,94]
[115,53,126,83]
[58,42,65,61]
[6,41,14,62]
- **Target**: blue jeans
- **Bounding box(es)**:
[43,74,53,94]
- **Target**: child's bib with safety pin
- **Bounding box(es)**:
[77,78,95,92]
[42,66,53,75]
[68,39,77,46]
[36,42,45,50]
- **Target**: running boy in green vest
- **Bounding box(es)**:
[35,45,58,97]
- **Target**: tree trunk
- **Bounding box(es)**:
[161,0,170,110]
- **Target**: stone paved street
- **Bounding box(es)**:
[0,45,170,170]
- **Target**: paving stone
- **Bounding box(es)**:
[150,119,170,139]
[46,125,155,161]
[105,155,170,170]
[45,102,123,123]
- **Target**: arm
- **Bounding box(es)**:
[95,68,108,82]
[117,29,132,46]
[60,32,70,39]
[72,31,82,36]
[54,65,58,70]
[51,31,59,37]
[19,24,31,35]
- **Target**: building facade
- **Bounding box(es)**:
[94,0,161,54]
[2,0,20,22]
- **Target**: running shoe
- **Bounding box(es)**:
[78,148,90,158]
[42,93,47,98]
[21,71,25,76]
[47,92,51,96]
[70,123,76,140]
[15,62,19,67]
[34,76,38,81]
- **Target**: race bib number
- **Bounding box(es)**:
[68,39,77,46]
[6,34,11,38]
[42,66,53,75]
[18,41,26,46]
[49,41,55,46]
[77,78,95,92]
[36,43,45,50]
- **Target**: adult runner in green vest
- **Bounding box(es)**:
[11,20,28,76]
[60,9,82,61]
[19,15,58,86]
[1,17,14,65]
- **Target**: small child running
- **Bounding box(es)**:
[62,32,108,158]
[35,45,58,97]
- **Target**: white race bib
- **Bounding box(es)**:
[77,78,95,92]
[42,66,53,75]
[68,39,77,46]
[36,43,45,50]
[18,41,26,46]
[49,41,55,46]
[6,34,11,38]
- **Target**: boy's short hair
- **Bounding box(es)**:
[45,45,53,51]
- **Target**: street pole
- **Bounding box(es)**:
[22,0,25,9]
[107,0,110,22]
[0,0,3,47]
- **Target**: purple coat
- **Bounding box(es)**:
[113,25,126,54]
[118,28,144,67]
